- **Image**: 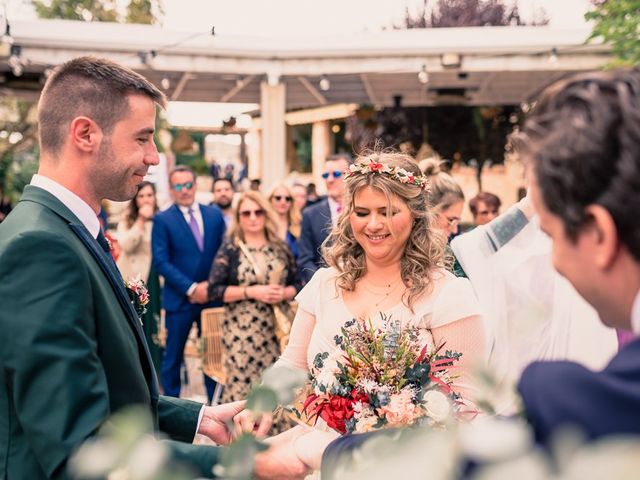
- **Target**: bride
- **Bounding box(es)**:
[257,151,486,473]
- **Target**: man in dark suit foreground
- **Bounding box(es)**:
[0,56,298,479]
[321,68,640,474]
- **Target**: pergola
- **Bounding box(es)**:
[1,19,610,188]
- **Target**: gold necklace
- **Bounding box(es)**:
[362,278,402,309]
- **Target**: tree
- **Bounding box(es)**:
[31,0,164,24]
[0,99,39,203]
[586,0,640,66]
[395,0,548,29]
[32,0,119,22]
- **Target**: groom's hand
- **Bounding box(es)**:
[197,401,273,445]
[254,428,310,479]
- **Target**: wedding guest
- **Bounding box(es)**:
[268,182,302,258]
[292,182,308,211]
[469,191,501,226]
[116,180,162,374]
[305,182,322,207]
[250,178,262,192]
[207,191,301,407]
[211,177,235,227]
[421,158,465,239]
[298,154,351,282]
[152,166,226,403]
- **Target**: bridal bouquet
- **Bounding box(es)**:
[294,315,463,435]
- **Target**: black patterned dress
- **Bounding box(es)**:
[208,239,302,404]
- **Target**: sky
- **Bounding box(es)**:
[159,0,591,35]
[5,0,592,35]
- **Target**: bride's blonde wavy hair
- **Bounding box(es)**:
[323,150,446,311]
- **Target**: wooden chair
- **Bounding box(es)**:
[200,307,227,386]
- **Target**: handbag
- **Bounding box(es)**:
[237,240,297,352]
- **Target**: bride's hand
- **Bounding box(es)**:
[232,408,273,439]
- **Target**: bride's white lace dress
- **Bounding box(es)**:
[274,266,485,472]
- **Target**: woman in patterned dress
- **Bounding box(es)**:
[207,191,302,405]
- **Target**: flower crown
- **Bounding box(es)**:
[344,160,429,190]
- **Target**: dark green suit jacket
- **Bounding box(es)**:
[0,186,220,479]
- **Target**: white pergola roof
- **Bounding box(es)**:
[1,19,611,108]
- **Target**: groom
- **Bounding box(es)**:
[0,56,301,479]
[320,68,640,474]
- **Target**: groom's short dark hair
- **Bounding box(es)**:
[511,68,640,261]
[37,56,165,157]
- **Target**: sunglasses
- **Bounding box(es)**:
[321,170,343,180]
[171,181,194,192]
[273,195,292,202]
[239,209,265,218]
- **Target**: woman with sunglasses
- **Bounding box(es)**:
[207,191,302,421]
[268,183,302,259]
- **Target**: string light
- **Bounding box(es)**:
[418,64,429,84]
[319,75,330,91]
[549,47,558,65]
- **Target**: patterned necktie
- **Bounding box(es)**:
[97,229,122,277]
[188,207,204,251]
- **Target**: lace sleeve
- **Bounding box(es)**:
[207,241,234,302]
[274,307,316,371]
[431,315,485,403]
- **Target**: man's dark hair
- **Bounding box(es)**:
[169,165,196,184]
[212,177,234,191]
[511,68,640,260]
[469,191,502,216]
[38,56,166,157]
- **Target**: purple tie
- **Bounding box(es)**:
[188,207,204,251]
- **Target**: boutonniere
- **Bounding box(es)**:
[125,276,150,323]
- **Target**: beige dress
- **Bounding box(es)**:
[116,220,152,282]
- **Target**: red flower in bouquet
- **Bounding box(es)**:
[319,390,369,434]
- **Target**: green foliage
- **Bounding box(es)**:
[32,0,163,24]
[586,0,640,67]
[216,433,269,480]
[0,98,39,201]
[33,0,119,22]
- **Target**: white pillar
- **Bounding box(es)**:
[260,80,286,191]
[311,120,331,191]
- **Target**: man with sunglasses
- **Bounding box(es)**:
[152,165,226,404]
[298,153,351,283]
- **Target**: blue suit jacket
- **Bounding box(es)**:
[518,335,640,444]
[152,203,225,313]
[297,199,332,283]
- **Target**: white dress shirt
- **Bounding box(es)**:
[327,196,342,226]
[30,174,101,237]
[178,203,204,237]
[631,290,640,335]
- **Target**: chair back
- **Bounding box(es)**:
[200,307,227,384]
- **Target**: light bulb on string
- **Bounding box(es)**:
[319,75,330,91]
[418,65,429,84]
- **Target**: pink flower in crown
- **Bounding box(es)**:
[369,162,384,173]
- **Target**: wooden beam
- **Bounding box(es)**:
[219,75,255,103]
[359,73,377,105]
[297,76,327,105]
[170,72,194,101]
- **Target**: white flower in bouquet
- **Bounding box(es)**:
[424,389,452,423]
[357,378,379,394]
[353,402,379,433]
